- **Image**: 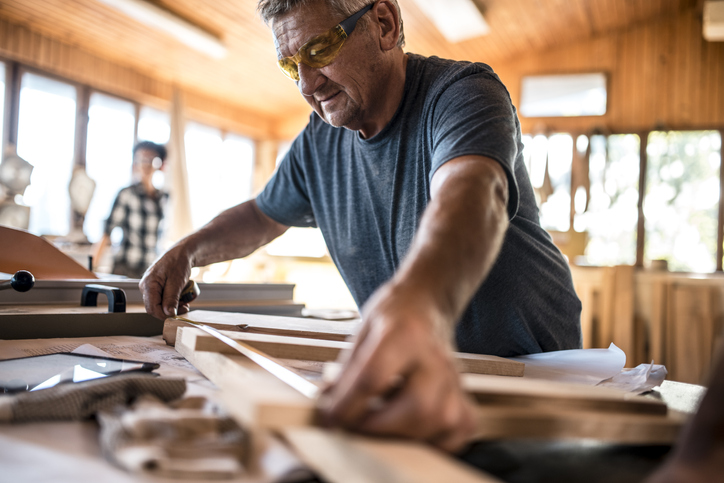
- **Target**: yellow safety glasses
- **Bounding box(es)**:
[277,3,374,81]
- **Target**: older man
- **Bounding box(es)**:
[140,0,581,451]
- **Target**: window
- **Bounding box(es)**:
[185,122,254,229]
[84,93,136,243]
[578,134,640,265]
[138,106,170,144]
[17,73,77,237]
[644,131,721,272]
[520,73,607,117]
[523,133,573,232]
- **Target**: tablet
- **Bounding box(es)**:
[0,353,160,394]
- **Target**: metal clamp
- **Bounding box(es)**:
[80,284,127,313]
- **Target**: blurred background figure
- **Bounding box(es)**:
[92,141,168,279]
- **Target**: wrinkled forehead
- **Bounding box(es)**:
[272,1,336,57]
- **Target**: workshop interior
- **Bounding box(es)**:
[1,0,723,482]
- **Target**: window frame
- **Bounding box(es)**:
[525,128,724,271]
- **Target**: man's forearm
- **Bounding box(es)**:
[177,199,288,268]
[391,155,509,329]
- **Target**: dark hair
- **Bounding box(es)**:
[133,141,167,162]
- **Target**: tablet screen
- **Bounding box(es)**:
[0,353,159,393]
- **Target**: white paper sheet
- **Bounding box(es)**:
[597,361,668,394]
[509,343,627,385]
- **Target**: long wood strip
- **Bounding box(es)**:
[163,310,361,345]
[322,363,667,416]
[472,406,686,444]
[184,326,525,376]
[176,326,679,444]
[175,327,315,429]
[282,428,502,483]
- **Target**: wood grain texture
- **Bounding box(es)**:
[178,320,525,376]
[0,226,96,280]
[472,406,686,444]
[163,310,361,345]
[0,1,716,140]
[175,326,316,429]
[177,326,681,445]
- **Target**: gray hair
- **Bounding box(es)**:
[257,0,405,48]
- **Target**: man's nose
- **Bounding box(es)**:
[297,63,325,97]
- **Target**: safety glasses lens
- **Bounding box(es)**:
[302,30,346,67]
[278,58,300,81]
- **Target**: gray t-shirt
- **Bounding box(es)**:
[257,53,582,356]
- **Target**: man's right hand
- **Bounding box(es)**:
[139,244,194,320]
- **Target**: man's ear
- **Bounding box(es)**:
[374,0,401,51]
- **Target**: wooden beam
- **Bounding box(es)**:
[176,326,679,445]
[163,311,361,345]
[175,326,315,429]
[636,131,648,268]
[183,327,525,377]
[472,406,685,444]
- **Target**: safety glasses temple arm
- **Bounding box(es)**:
[339,3,374,35]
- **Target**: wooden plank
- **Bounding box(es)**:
[611,265,636,363]
[282,428,501,483]
[184,326,665,416]
[472,406,686,444]
[670,284,717,384]
[0,226,96,279]
[460,373,666,416]
[163,310,362,345]
[321,363,667,417]
[184,327,525,376]
[177,327,680,444]
[175,326,315,429]
[645,278,667,365]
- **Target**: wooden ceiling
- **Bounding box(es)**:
[0,0,698,128]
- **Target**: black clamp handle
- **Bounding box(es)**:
[80,284,127,313]
[0,270,35,292]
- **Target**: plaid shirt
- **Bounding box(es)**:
[104,183,167,277]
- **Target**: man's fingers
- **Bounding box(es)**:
[428,397,477,453]
[354,367,446,439]
[319,332,410,427]
[161,276,186,317]
[140,277,167,320]
[355,367,477,452]
[360,374,475,452]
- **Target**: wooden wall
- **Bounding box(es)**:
[0,18,278,140]
[494,7,724,135]
[2,6,721,140]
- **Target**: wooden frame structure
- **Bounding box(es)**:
[170,311,688,482]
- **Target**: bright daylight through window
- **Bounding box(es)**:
[185,122,254,230]
[644,131,721,272]
[17,72,77,237]
[579,134,640,266]
[84,93,136,243]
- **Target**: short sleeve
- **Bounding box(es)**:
[255,135,317,228]
[429,72,521,219]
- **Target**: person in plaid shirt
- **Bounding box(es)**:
[93,141,168,279]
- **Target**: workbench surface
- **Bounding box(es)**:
[0,335,705,483]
